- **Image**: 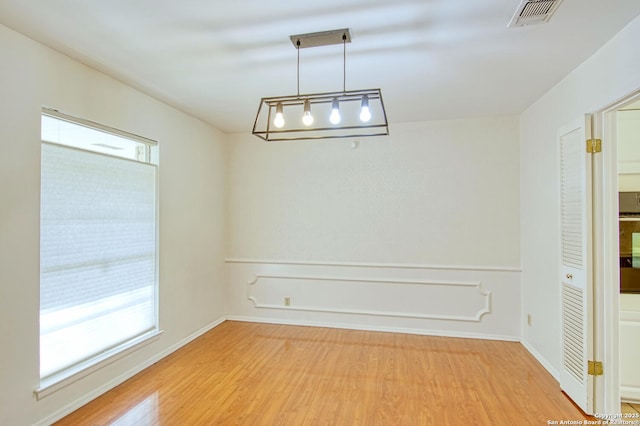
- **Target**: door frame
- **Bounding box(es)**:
[594,88,640,412]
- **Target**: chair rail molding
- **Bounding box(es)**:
[226,258,521,272]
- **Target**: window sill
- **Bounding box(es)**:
[35,329,163,401]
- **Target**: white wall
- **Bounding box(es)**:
[227,117,522,340]
[520,15,640,379]
[0,24,228,425]
[618,109,640,177]
[7,9,639,425]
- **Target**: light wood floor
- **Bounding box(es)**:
[622,402,640,415]
[56,321,594,425]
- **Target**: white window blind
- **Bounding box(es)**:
[40,112,157,381]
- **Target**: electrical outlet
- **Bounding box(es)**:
[284,297,291,306]
[527,314,532,326]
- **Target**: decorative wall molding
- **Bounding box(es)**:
[247,273,491,322]
[231,258,523,272]
[247,274,483,287]
[227,258,521,273]
[227,260,520,340]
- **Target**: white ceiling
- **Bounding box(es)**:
[1,0,639,134]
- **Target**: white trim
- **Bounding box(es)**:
[618,161,640,174]
[35,329,163,400]
[246,273,492,322]
[621,387,640,403]
[520,337,561,383]
[595,88,640,414]
[594,87,640,113]
[225,258,521,273]
[620,309,640,325]
[34,317,226,426]
[226,315,519,342]
[248,274,481,287]
[42,106,158,146]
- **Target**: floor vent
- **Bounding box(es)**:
[508,0,564,27]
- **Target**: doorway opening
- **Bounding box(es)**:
[594,89,640,413]
[616,99,640,408]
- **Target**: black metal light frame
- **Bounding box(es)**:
[252,89,388,142]
[252,29,389,142]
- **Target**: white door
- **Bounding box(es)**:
[559,115,595,414]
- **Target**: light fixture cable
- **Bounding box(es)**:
[296,39,301,97]
[342,33,346,93]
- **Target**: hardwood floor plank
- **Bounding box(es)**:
[55,321,593,425]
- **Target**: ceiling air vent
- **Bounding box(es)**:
[508,0,564,27]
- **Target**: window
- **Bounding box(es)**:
[39,109,159,392]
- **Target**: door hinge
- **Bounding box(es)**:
[588,360,603,376]
[586,138,602,153]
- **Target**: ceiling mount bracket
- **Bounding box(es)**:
[289,28,351,49]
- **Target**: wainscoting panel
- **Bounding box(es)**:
[227,260,521,341]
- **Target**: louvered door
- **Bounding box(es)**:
[559,116,594,414]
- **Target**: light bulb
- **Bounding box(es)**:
[359,95,371,122]
[302,111,314,126]
[273,102,284,128]
[360,107,371,122]
[274,113,285,128]
[329,109,341,125]
[330,98,341,125]
[302,100,314,126]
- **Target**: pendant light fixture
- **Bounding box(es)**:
[252,28,389,142]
